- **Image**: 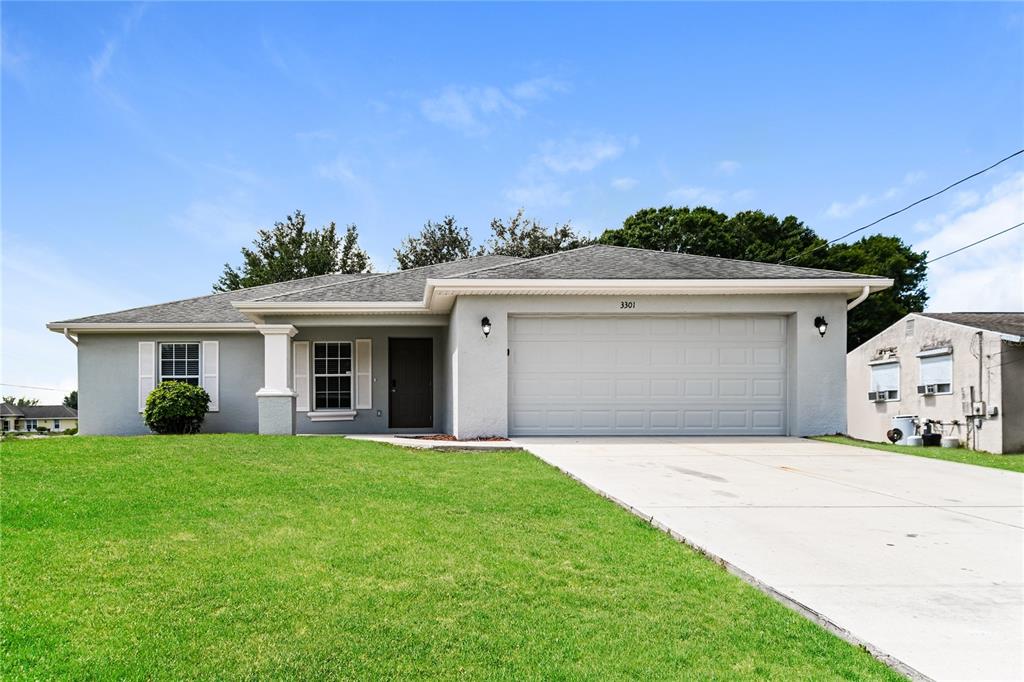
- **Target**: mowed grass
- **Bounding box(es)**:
[813,435,1024,473]
[2,436,900,680]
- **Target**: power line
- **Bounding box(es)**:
[779,148,1024,264]
[0,383,71,392]
[925,221,1023,264]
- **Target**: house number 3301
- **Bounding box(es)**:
[619,301,636,309]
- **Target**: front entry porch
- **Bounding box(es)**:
[255,323,447,435]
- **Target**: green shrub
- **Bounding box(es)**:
[63,427,78,436]
[144,381,210,434]
[35,426,50,434]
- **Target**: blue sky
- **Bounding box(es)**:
[3,2,1023,401]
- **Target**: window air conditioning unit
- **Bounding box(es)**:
[917,384,938,396]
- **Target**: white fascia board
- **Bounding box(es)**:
[426,277,893,299]
[912,313,1024,343]
[46,322,257,334]
[232,301,428,314]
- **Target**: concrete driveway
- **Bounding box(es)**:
[517,436,1024,682]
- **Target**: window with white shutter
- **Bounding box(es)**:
[293,341,310,412]
[355,339,372,410]
[868,361,900,401]
[918,352,953,395]
[202,341,219,412]
[138,341,156,412]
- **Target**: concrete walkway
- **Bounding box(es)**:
[518,436,1024,682]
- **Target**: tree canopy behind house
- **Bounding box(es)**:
[63,391,78,409]
[393,216,476,270]
[214,211,372,292]
[484,209,593,259]
[599,206,927,350]
[3,396,39,407]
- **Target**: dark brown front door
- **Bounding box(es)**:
[388,338,433,429]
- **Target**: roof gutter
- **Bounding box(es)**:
[62,327,79,347]
[846,285,872,311]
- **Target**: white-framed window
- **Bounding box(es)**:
[313,342,352,410]
[24,419,37,431]
[160,342,200,386]
[917,351,953,395]
[53,419,61,430]
[868,361,900,401]
[2,420,9,432]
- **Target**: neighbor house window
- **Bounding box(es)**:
[917,350,953,395]
[24,419,37,431]
[868,361,900,401]
[53,419,60,430]
[2,420,9,432]
[313,342,352,410]
[160,343,200,386]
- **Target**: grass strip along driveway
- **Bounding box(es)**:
[814,434,1024,473]
[2,435,900,680]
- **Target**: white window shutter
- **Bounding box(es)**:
[138,342,155,412]
[202,341,219,412]
[920,355,952,386]
[870,362,900,392]
[293,341,310,412]
[355,339,372,409]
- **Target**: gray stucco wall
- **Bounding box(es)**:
[290,325,447,435]
[999,341,1024,453]
[846,314,1018,453]
[447,293,850,439]
[77,332,263,435]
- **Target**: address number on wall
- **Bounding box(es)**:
[619,301,636,309]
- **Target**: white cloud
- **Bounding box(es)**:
[420,76,568,135]
[420,85,523,135]
[539,135,623,174]
[716,160,741,176]
[504,181,571,208]
[87,4,146,82]
[826,170,925,219]
[916,172,1024,312]
[169,192,262,247]
[509,76,569,100]
[611,177,638,191]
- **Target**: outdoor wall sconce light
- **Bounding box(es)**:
[481,317,492,338]
[814,316,828,338]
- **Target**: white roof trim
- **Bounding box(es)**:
[47,322,257,333]
[910,313,1024,343]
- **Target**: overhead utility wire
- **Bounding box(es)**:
[0,383,70,392]
[779,148,1024,264]
[924,221,1023,264]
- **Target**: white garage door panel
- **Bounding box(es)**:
[509,316,787,435]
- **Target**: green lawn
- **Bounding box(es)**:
[2,436,900,680]
[813,435,1024,473]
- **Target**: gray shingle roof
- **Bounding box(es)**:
[50,245,887,326]
[2,404,78,419]
[458,245,880,280]
[921,312,1024,338]
[52,272,374,324]
[256,255,522,303]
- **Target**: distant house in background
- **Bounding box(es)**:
[0,404,79,433]
[847,312,1024,454]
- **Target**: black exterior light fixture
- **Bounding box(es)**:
[814,316,828,338]
[481,316,492,338]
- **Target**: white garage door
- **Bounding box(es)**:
[508,315,787,435]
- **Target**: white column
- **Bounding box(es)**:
[255,324,298,397]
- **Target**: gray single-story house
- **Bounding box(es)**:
[847,312,1024,453]
[48,245,891,438]
[1,403,79,433]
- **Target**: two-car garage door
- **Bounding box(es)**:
[508,315,788,435]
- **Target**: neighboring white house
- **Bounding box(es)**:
[48,245,891,438]
[847,312,1024,454]
[1,403,79,433]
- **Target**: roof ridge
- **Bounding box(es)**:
[590,244,882,279]
[439,244,600,279]
[52,271,374,324]
[251,254,523,302]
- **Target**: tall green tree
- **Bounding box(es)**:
[394,216,475,270]
[484,209,592,258]
[214,211,371,292]
[63,390,78,409]
[820,235,928,350]
[3,396,39,407]
[600,205,927,349]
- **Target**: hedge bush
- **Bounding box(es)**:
[144,381,210,434]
